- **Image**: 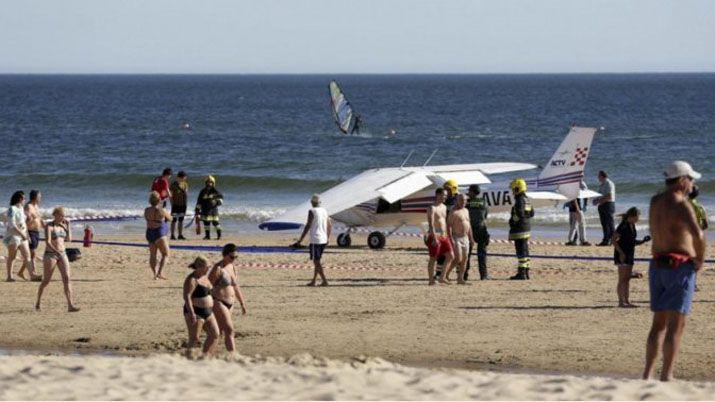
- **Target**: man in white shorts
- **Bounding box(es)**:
[445,194,475,284]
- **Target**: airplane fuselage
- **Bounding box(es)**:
[333,182,560,229]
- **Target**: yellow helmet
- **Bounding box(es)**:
[510,178,527,194]
[444,179,458,194]
[205,175,216,184]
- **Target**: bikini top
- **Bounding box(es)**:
[147,207,167,227]
[48,222,67,239]
[190,277,212,298]
[216,265,237,288]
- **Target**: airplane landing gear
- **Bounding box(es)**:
[367,231,386,249]
[337,233,352,248]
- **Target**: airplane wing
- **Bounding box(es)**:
[259,163,537,231]
[419,162,537,186]
[259,168,436,230]
[426,162,538,176]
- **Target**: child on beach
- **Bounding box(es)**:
[613,207,650,307]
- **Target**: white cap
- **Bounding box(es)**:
[664,161,701,180]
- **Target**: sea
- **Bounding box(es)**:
[1,74,714,239]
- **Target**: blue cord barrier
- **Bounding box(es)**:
[64,239,715,263]
[69,240,303,254]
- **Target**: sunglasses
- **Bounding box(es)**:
[228,253,239,260]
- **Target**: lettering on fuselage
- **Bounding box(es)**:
[482,191,513,207]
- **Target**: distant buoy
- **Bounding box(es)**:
[181,122,192,131]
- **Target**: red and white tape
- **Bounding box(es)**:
[235,261,609,276]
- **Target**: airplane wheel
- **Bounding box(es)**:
[367,231,386,249]
[337,233,351,248]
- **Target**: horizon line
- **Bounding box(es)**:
[1,71,714,76]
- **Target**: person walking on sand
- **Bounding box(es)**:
[209,243,247,353]
[145,191,171,280]
[22,190,44,281]
[595,170,616,246]
[294,194,332,286]
[445,194,475,284]
[565,198,590,246]
[170,171,189,240]
[613,207,650,307]
[195,175,224,240]
[183,256,219,357]
[426,188,454,285]
[643,161,706,382]
[151,167,173,208]
[465,185,490,280]
[4,191,35,282]
[35,207,79,312]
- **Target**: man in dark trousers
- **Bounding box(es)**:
[595,170,616,246]
[465,185,490,280]
[509,178,534,280]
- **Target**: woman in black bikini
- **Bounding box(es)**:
[183,256,219,356]
[145,191,171,280]
[209,243,247,353]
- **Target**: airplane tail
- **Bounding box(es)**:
[533,126,598,200]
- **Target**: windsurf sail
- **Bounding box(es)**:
[329,80,359,134]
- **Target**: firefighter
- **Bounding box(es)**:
[465,184,490,280]
[509,178,534,280]
[443,179,459,212]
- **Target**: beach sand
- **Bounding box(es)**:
[1,232,714,399]
[3,353,715,400]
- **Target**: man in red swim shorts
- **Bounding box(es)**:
[425,187,454,285]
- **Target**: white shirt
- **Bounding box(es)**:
[5,205,26,236]
[309,207,329,244]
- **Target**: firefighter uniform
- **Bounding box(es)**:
[195,175,224,240]
[465,188,489,280]
[508,178,534,280]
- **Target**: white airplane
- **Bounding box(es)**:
[259,126,600,249]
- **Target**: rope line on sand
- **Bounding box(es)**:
[69,239,715,264]
[68,240,302,254]
[343,226,567,246]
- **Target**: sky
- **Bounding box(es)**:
[1,0,714,74]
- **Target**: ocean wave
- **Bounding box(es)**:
[0,205,287,225]
[0,173,339,191]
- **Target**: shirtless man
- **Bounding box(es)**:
[426,188,454,285]
[445,194,475,284]
[20,190,43,281]
[643,161,706,382]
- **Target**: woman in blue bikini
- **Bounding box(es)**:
[145,191,171,280]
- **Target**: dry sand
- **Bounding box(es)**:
[3,353,715,400]
[1,232,715,399]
